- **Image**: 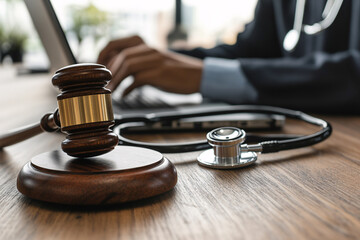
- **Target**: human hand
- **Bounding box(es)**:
[97,35,203,96]
[97,35,144,66]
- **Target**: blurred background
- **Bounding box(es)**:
[0,0,257,68]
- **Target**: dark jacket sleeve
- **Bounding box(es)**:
[240,50,360,113]
[175,0,282,59]
[178,0,360,113]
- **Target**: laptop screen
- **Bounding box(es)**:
[24,0,76,71]
[25,0,204,111]
[50,0,103,63]
[40,0,172,66]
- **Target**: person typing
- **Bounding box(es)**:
[98,0,360,114]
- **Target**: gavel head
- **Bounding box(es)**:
[52,63,119,158]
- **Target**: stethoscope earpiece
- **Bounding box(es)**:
[283,29,301,52]
[283,0,343,52]
[197,127,258,169]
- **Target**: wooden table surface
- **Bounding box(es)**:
[0,66,359,240]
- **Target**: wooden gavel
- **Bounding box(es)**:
[0,63,118,157]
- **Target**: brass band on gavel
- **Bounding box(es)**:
[57,93,114,128]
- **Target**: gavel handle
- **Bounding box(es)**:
[0,111,59,149]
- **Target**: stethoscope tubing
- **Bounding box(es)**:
[113,105,332,154]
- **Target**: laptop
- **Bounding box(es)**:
[24,0,285,130]
[24,0,205,109]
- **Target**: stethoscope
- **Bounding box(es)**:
[113,105,332,169]
[283,0,343,52]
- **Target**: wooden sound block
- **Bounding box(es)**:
[17,146,177,205]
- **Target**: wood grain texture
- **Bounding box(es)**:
[52,64,118,157]
[17,146,177,205]
[0,112,59,149]
[0,122,43,148]
[0,66,359,240]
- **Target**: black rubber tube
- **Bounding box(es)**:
[114,105,332,153]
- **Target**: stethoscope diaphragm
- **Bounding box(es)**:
[197,127,258,169]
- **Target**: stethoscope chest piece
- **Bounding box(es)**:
[197,127,257,169]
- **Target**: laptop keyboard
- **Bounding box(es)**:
[112,85,203,112]
[114,88,172,109]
